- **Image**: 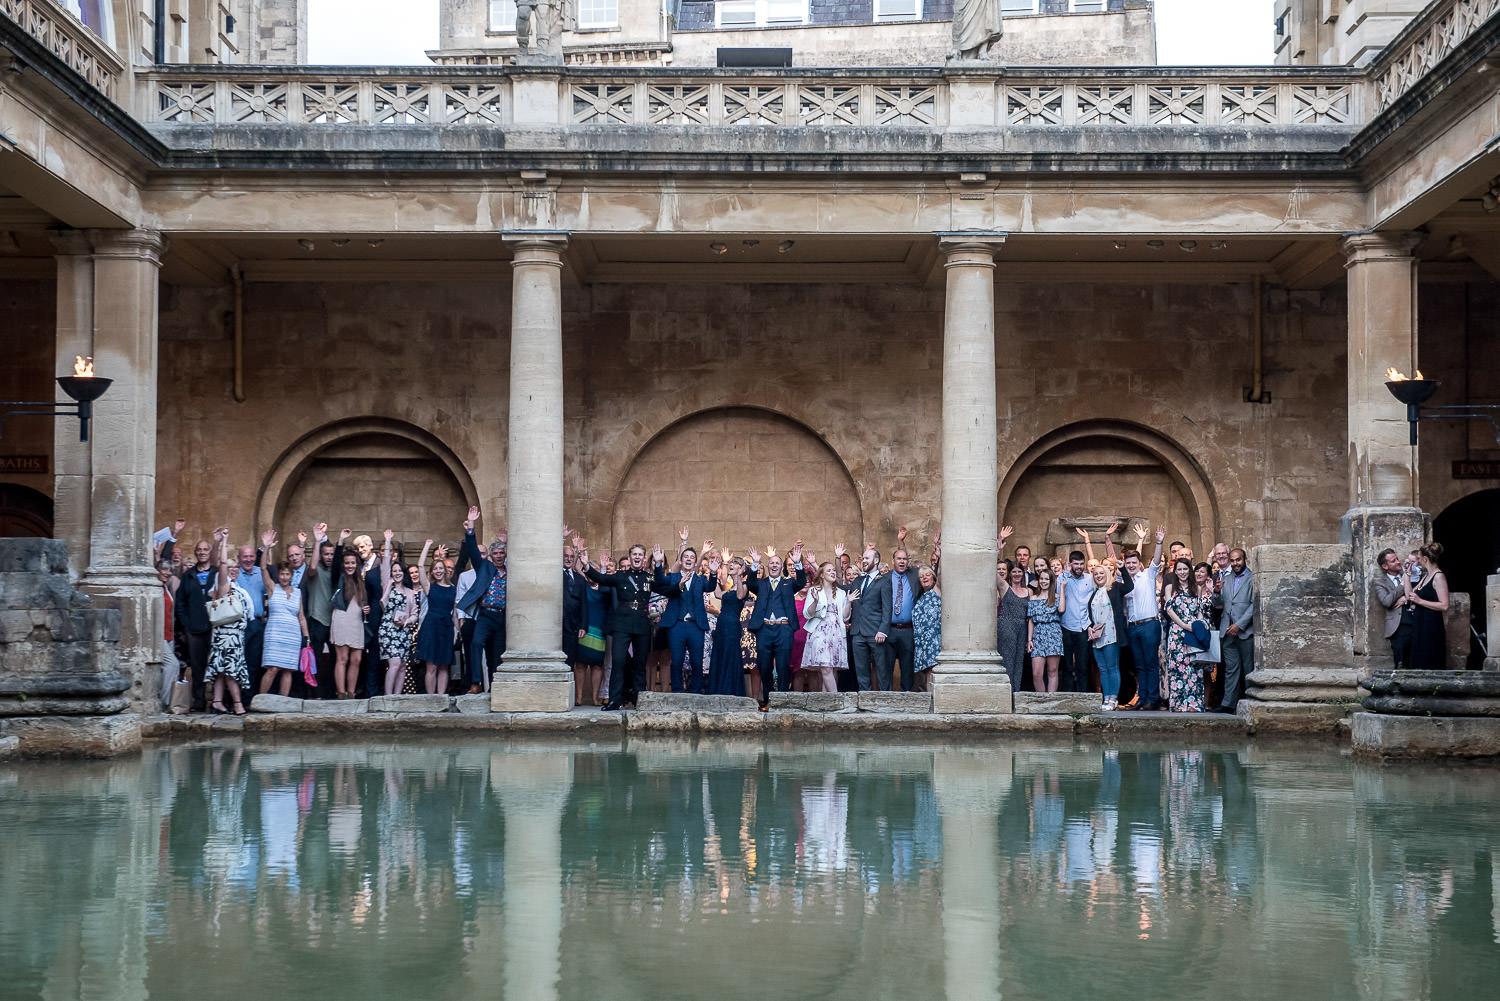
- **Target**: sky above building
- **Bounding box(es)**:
[307,0,1276,66]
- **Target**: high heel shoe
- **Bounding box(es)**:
[210,702,227,715]
[232,701,248,716]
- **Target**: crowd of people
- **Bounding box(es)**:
[151,506,1312,716]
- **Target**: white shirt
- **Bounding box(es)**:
[1125,562,1161,622]
[455,568,477,621]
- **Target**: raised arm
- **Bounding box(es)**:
[259,529,278,592]
[380,529,395,602]
[418,539,434,591]
[1103,521,1119,564]
[1077,527,1097,564]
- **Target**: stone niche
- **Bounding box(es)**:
[0,539,135,755]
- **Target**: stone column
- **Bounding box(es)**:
[493,235,572,712]
[931,236,1011,713]
[492,749,571,1001]
[1340,232,1427,671]
[1485,574,1500,672]
[933,748,1009,1000]
[81,229,167,709]
[50,231,95,582]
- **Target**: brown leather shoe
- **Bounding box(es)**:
[467,684,482,695]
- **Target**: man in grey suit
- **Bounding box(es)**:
[876,546,923,693]
[846,546,887,691]
[1212,547,1254,713]
[1372,548,1416,669]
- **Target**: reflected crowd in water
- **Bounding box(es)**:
[2,738,1498,1001]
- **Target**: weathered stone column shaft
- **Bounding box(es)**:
[1342,232,1420,510]
[494,235,572,711]
[51,232,95,582]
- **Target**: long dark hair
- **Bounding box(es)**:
[340,551,364,598]
[1162,557,1195,600]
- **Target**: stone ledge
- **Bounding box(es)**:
[369,694,452,713]
[0,714,142,756]
[250,694,303,713]
[767,691,858,712]
[1352,711,1500,758]
[300,699,370,716]
[1015,692,1102,715]
[638,692,760,713]
[856,691,932,714]
[1238,699,1355,734]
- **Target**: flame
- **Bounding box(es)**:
[73,355,94,377]
[1386,367,1424,382]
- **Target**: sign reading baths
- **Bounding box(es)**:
[0,455,49,474]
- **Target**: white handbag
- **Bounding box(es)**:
[1190,630,1222,664]
[207,591,244,628]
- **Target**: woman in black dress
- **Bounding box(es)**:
[1403,542,1449,670]
[707,556,750,697]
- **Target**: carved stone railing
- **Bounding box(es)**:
[143,66,1365,131]
[147,70,513,124]
[1371,0,1500,110]
[0,0,124,100]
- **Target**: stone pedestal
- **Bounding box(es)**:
[1245,543,1360,704]
[930,236,1012,715]
[1355,671,1500,758]
[1340,504,1428,667]
[494,235,572,713]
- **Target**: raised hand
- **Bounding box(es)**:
[572,535,585,550]
[424,538,434,548]
[720,547,731,562]
[897,526,907,543]
[680,525,690,543]
[173,518,186,536]
[1134,521,1148,542]
[1076,527,1090,540]
[315,522,328,539]
[464,506,479,532]
[834,542,846,559]
[435,544,448,560]
[1000,525,1014,542]
[791,538,804,560]
[297,531,308,546]
[1106,521,1120,537]
[701,538,713,555]
[748,545,760,563]
[652,544,665,564]
[765,545,776,560]
[562,522,571,540]
[498,532,507,545]
[339,528,352,542]
[383,528,394,542]
[1155,526,1166,544]
[261,529,277,548]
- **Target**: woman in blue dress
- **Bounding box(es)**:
[1026,568,1063,693]
[256,530,309,699]
[415,541,457,695]
[706,556,750,697]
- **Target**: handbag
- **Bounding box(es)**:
[299,645,317,685]
[1190,629,1222,664]
[168,671,192,714]
[207,592,244,628]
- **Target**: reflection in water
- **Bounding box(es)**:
[2,740,1498,1001]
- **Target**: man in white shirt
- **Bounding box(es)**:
[1120,524,1167,709]
[454,565,478,693]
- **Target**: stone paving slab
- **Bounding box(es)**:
[1353,711,1500,758]
[638,692,760,714]
[1015,692,1102,715]
[299,699,370,717]
[369,694,452,713]
[250,694,302,713]
[856,691,932,714]
[768,692,858,712]
[454,693,492,714]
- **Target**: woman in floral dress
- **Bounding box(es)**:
[1026,568,1063,693]
[1162,558,1206,712]
[801,561,851,693]
[378,529,420,696]
[911,564,941,693]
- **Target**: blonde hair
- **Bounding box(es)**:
[353,534,373,550]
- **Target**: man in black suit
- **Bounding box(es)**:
[845,545,887,691]
[562,541,586,672]
[585,543,662,709]
[747,541,807,705]
[457,505,507,694]
[174,534,221,711]
[653,532,714,694]
[876,545,923,693]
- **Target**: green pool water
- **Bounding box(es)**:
[2,737,1497,1001]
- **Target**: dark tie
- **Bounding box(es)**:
[895,574,905,612]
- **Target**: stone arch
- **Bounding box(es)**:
[998,420,1220,558]
[0,483,54,537]
[254,419,479,552]
[609,407,864,561]
[1433,487,1500,667]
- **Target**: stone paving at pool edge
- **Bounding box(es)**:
[135,690,1278,740]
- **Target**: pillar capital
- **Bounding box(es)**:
[49,229,94,257]
[86,229,167,264]
[502,231,569,263]
[1340,230,1421,267]
[937,232,1008,263]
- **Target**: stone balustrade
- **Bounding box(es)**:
[141,65,1368,130]
[1371,0,1500,111]
[0,0,123,100]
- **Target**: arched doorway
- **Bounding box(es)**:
[1433,488,1500,668]
[612,408,862,561]
[0,483,53,537]
[256,420,479,557]
[998,422,1219,559]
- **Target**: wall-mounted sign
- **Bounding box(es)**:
[0,455,49,474]
[1452,460,1500,479]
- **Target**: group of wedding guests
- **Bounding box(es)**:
[152,506,1265,716]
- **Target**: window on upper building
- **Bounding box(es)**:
[875,0,922,21]
[1070,0,1107,11]
[578,0,619,28]
[1000,0,1038,14]
[489,0,518,33]
[715,0,808,27]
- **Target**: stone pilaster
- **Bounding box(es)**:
[930,236,1011,713]
[493,234,572,712]
[80,229,166,710]
[50,231,95,583]
[492,749,570,1001]
[1484,573,1500,672]
[1340,232,1427,671]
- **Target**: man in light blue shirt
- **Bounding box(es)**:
[1059,549,1095,692]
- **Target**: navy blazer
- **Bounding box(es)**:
[457,530,504,614]
[654,566,711,631]
[746,564,806,631]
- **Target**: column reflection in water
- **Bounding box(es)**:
[492,748,573,1001]
[934,748,1009,1001]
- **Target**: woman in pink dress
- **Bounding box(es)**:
[799,562,850,693]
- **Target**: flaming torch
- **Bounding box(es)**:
[1384,367,1438,447]
[56,355,112,442]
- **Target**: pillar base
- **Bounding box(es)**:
[1340,505,1427,668]
[930,656,1013,714]
[491,651,573,713]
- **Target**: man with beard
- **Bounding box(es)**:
[845,545,887,691]
[299,524,337,699]
[653,527,714,694]
[747,540,807,705]
[585,542,664,709]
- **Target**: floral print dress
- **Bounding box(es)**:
[1164,591,1206,712]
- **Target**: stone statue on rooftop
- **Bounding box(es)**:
[516,0,570,62]
[951,0,1004,61]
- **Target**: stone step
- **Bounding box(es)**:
[1014,692,1102,715]
[636,692,760,713]
[0,735,19,758]
[767,692,858,712]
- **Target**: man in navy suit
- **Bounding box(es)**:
[845,545,886,691]
[653,533,714,694]
[747,541,807,706]
[876,545,923,693]
[562,541,586,669]
[456,505,506,693]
